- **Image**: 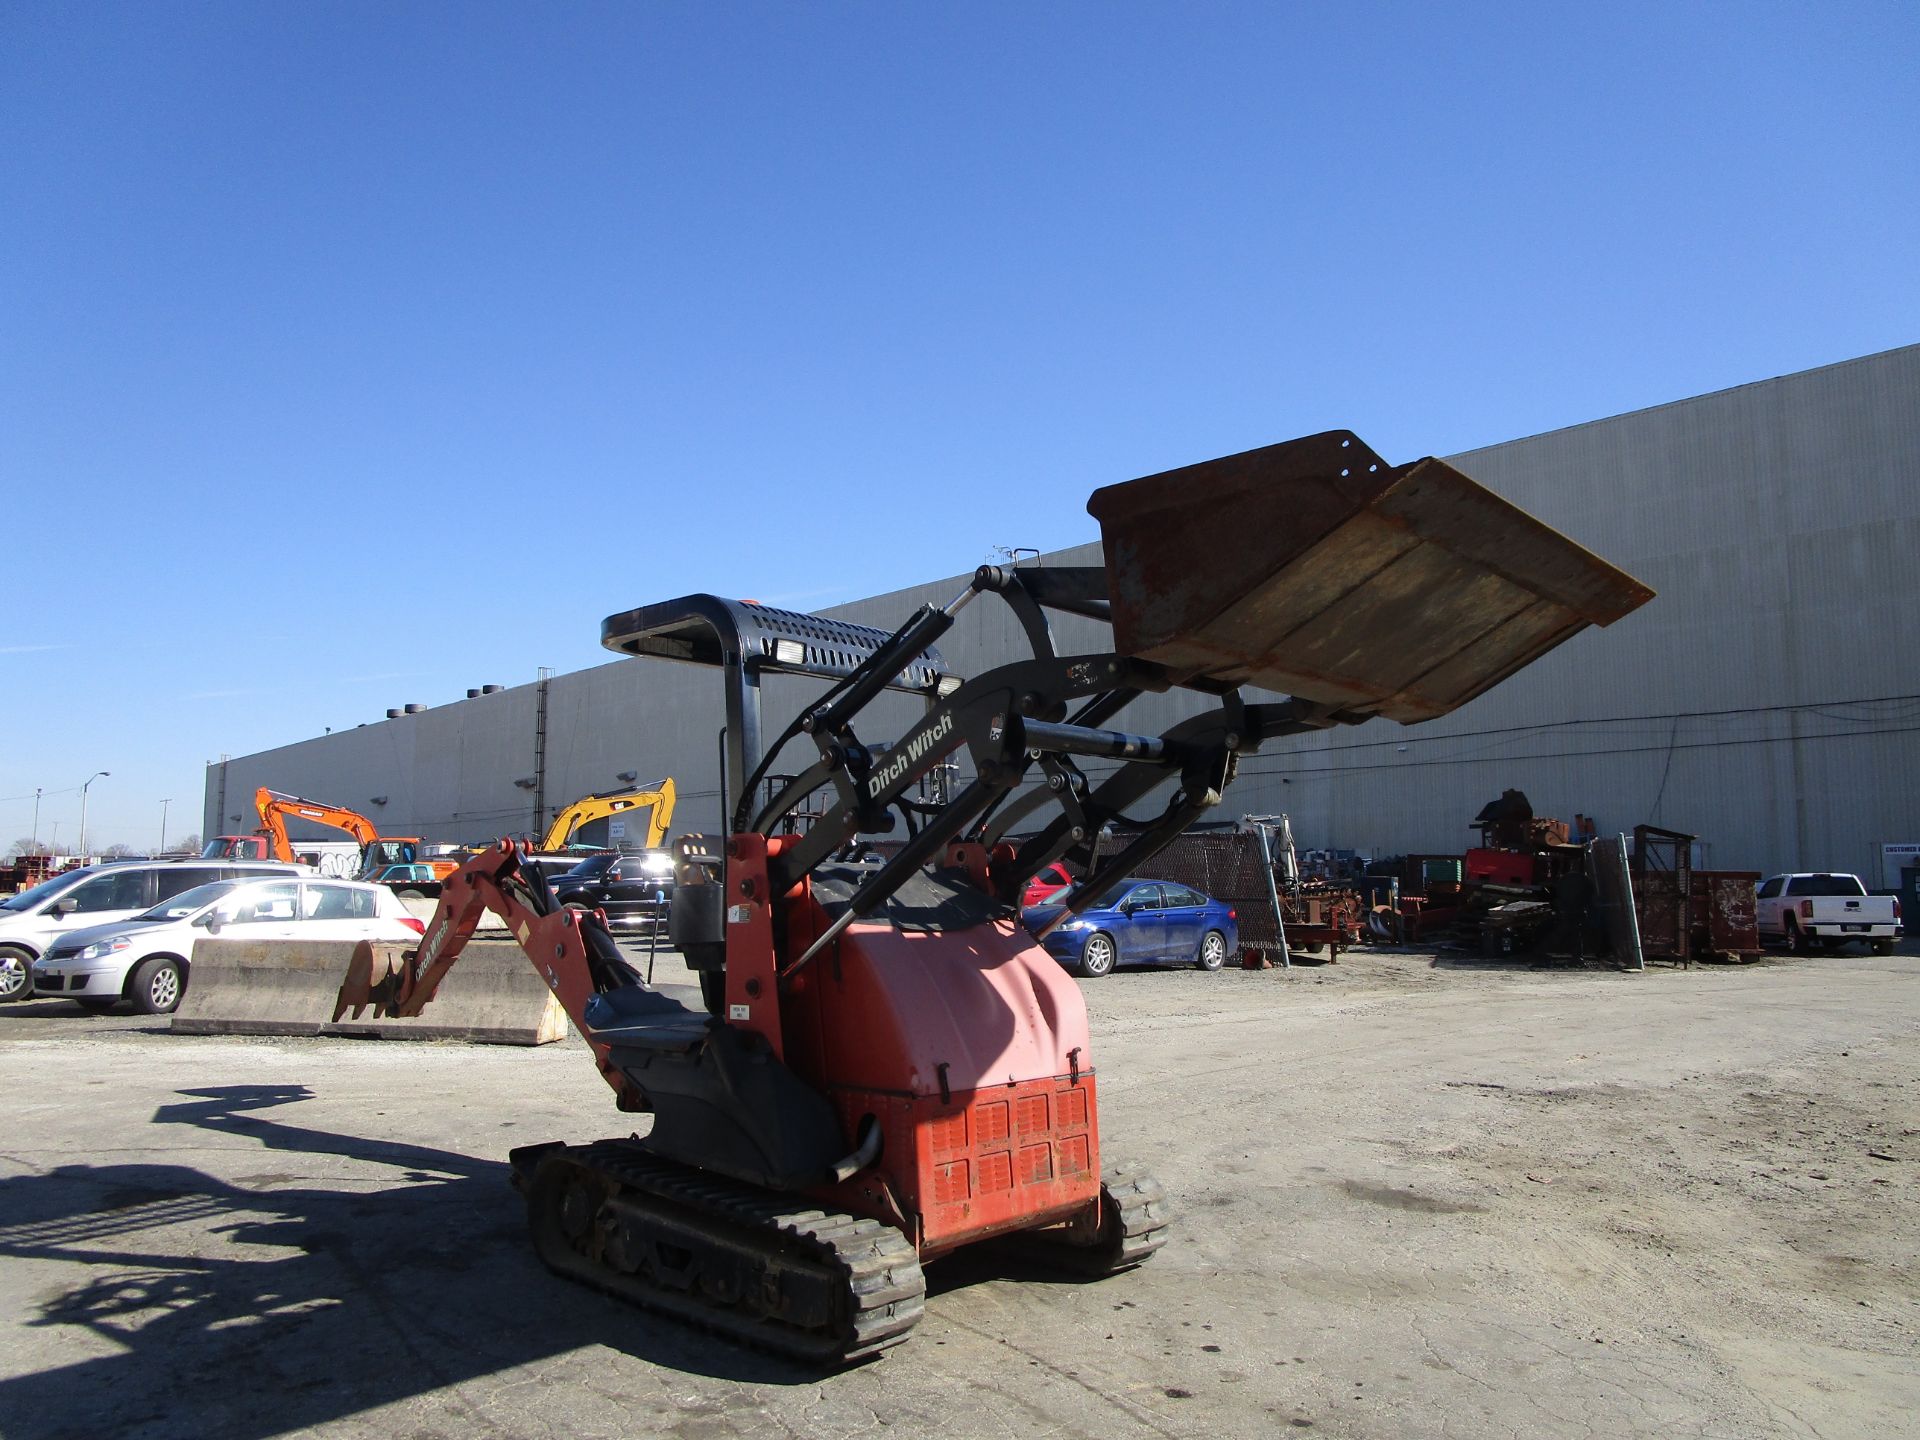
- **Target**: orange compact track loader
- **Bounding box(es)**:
[335,431,1652,1363]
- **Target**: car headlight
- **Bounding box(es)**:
[1060,919,1091,932]
[77,937,133,961]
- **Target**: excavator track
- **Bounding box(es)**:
[512,1139,925,1365]
[1002,1164,1171,1275]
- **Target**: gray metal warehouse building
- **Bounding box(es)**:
[205,344,1920,886]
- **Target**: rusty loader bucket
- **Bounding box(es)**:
[1087,430,1653,722]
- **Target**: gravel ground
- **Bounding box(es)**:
[0,941,1914,1439]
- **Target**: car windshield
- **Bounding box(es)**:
[0,870,85,912]
[136,879,249,922]
[562,854,619,881]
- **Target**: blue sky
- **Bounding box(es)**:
[3,1,1915,851]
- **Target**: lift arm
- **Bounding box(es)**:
[604,430,1654,973]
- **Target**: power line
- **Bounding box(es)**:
[1234,690,1920,760]
[1234,721,1920,780]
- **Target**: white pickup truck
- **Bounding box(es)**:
[1754,873,1902,955]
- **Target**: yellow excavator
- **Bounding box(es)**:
[538,777,676,852]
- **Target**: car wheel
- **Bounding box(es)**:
[1196,930,1228,971]
[1783,917,1807,955]
[0,945,31,1003]
[396,888,426,900]
[130,957,184,1015]
[1077,933,1117,979]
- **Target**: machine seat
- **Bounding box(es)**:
[582,985,711,1051]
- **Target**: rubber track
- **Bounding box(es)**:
[1100,1165,1171,1270]
[526,1140,925,1365]
[1004,1163,1171,1275]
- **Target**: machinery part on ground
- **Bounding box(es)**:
[1281,885,1363,960]
[539,778,678,852]
[512,1139,925,1365]
[333,429,1651,1362]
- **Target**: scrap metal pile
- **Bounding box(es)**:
[1352,796,1759,966]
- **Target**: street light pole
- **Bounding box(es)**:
[31,788,41,853]
[159,798,173,855]
[78,771,109,860]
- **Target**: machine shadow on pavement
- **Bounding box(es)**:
[0,1085,892,1440]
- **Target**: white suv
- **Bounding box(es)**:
[29,875,428,1014]
[0,859,304,1002]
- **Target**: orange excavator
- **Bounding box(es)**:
[228,788,461,882]
[334,431,1653,1363]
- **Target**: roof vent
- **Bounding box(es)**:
[385,708,403,719]
[403,703,426,714]
[481,684,504,694]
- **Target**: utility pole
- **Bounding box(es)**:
[79,771,109,859]
[159,798,173,855]
[533,667,554,835]
[31,788,41,853]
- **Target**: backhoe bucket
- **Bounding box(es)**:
[1086,430,1653,723]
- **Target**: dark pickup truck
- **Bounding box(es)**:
[552,849,675,931]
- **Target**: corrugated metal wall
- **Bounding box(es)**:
[207,345,1920,882]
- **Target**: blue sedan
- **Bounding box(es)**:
[1023,879,1238,977]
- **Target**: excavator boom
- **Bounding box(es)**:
[538,778,677,852]
[254,787,458,881]
[254,787,381,864]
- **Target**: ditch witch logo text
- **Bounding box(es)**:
[865,711,956,798]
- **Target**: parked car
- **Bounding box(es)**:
[1022,862,1075,909]
[522,850,611,889]
[552,848,676,931]
[1022,878,1238,977]
[363,862,444,900]
[1754,872,1902,954]
[29,875,428,1015]
[0,858,305,1003]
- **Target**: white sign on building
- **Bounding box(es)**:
[1881,843,1920,888]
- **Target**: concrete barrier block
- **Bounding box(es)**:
[173,938,567,1045]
